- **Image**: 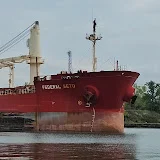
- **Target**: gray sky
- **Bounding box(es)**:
[0,0,160,87]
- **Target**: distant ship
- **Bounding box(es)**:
[0,20,139,133]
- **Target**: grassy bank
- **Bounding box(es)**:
[124,110,160,124]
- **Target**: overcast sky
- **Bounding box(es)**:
[0,0,160,87]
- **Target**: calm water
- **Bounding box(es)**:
[0,128,159,160]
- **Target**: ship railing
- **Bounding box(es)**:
[0,85,35,95]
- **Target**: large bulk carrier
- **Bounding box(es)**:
[0,21,139,133]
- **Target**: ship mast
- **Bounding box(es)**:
[67,51,72,73]
[86,19,102,72]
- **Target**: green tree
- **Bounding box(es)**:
[144,81,160,112]
[125,84,146,110]
[134,84,147,110]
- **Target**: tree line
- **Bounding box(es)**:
[126,81,160,113]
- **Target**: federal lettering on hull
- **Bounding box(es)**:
[42,84,76,90]
[42,85,61,90]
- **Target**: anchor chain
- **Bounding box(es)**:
[90,107,96,132]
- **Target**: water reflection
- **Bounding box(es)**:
[1,129,160,159]
[0,143,136,160]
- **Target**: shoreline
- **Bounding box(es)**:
[0,123,160,132]
[124,123,160,128]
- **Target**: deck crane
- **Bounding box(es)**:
[0,55,30,88]
[0,21,44,88]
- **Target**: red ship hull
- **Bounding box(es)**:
[0,71,139,133]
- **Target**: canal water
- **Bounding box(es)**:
[0,128,159,159]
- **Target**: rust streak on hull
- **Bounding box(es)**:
[37,112,124,134]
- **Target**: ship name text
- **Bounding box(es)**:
[42,85,61,90]
[63,84,76,89]
[42,84,76,90]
